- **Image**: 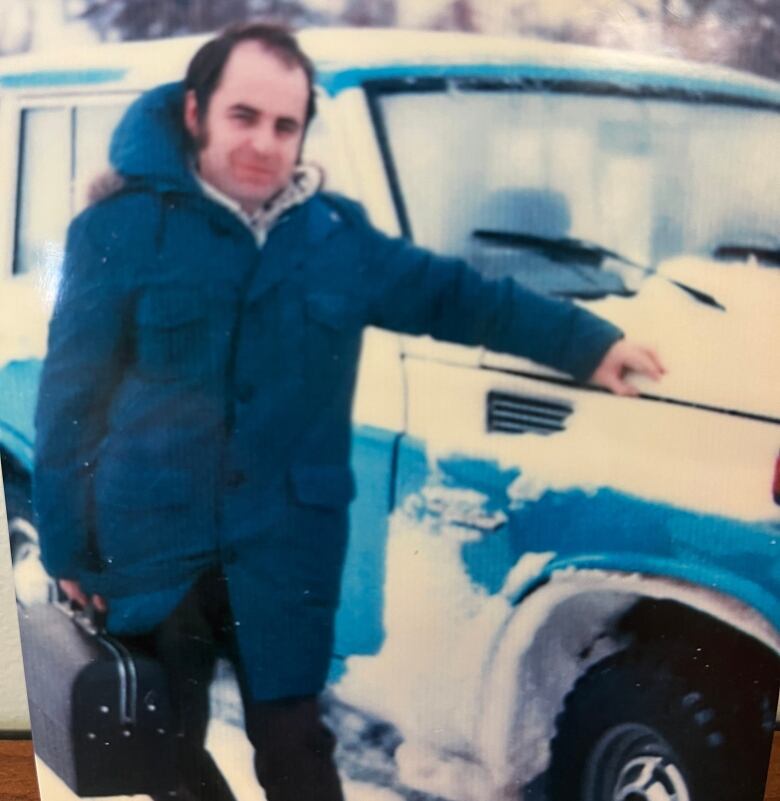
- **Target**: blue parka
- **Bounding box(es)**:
[33,82,623,700]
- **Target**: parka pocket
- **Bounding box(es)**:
[285,464,353,607]
[289,463,357,509]
[135,287,208,383]
[303,291,363,385]
[305,292,356,331]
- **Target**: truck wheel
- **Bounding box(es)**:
[547,647,774,801]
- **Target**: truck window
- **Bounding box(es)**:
[13,101,127,279]
[14,108,71,277]
[374,87,780,298]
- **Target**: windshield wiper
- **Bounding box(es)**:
[471,230,630,300]
[713,243,780,267]
[473,229,726,311]
[473,230,644,269]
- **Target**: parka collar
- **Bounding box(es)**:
[196,162,323,246]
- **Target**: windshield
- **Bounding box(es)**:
[376,85,780,298]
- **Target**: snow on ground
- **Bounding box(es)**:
[28,495,492,801]
[344,785,405,801]
[337,505,498,746]
[337,500,553,742]
[12,549,51,607]
[334,501,555,799]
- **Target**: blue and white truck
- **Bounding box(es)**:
[1,28,779,801]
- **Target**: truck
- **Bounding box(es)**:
[1,28,779,801]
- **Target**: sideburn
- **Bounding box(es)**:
[192,113,210,153]
[184,95,210,159]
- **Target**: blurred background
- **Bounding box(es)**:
[0,0,778,80]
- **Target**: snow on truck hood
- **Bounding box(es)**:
[582,255,780,421]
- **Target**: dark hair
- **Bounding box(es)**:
[184,21,317,128]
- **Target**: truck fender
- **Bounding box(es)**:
[475,569,780,799]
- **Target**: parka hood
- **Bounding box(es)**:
[106,80,324,223]
[109,81,199,194]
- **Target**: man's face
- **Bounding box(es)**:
[184,41,308,213]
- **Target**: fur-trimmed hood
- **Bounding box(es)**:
[84,82,196,207]
[110,81,197,194]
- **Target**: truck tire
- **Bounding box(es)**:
[4,479,36,559]
[547,646,774,801]
[4,478,49,605]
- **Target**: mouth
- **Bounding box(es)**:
[233,162,276,182]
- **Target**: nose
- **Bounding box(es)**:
[249,121,277,157]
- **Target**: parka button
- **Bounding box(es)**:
[226,470,246,489]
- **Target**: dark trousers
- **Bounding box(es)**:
[123,569,344,801]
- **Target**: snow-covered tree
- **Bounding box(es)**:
[27,0,777,80]
[343,0,396,26]
[74,0,332,41]
[659,0,779,79]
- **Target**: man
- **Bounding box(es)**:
[33,22,664,801]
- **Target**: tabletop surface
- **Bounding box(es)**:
[0,733,779,801]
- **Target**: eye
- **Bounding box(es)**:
[230,109,256,125]
[276,119,300,136]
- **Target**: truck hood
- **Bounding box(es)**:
[588,255,779,421]
[485,254,779,422]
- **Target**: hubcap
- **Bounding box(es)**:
[614,755,690,801]
[584,723,691,801]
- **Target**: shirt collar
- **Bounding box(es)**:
[194,163,323,247]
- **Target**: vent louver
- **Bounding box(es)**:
[487,391,573,435]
